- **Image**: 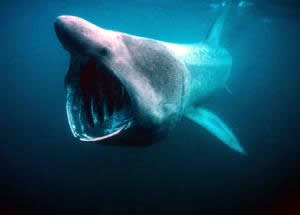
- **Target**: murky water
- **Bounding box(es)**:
[1,0,300,214]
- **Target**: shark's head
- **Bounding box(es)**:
[54,16,187,144]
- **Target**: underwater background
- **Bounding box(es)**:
[1,0,300,214]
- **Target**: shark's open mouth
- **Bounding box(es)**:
[65,57,132,142]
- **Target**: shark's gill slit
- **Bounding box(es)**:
[66,92,78,138]
[90,98,99,126]
[65,57,133,142]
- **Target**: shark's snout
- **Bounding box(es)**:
[54,15,70,29]
[54,16,77,51]
[55,15,99,53]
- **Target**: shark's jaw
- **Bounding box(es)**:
[54,15,134,142]
[65,57,133,142]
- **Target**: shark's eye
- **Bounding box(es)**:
[96,46,110,57]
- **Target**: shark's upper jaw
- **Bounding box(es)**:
[54,15,111,55]
[65,57,133,142]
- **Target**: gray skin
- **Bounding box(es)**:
[54,11,245,153]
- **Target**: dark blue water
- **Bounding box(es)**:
[1,0,300,214]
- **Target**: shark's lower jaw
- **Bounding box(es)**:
[65,58,133,142]
[66,94,132,141]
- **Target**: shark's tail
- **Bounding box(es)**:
[206,0,233,47]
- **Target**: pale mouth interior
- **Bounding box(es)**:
[65,57,132,142]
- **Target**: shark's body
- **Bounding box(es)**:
[54,1,246,154]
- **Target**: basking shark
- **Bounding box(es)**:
[54,1,246,154]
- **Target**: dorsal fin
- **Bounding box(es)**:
[206,0,233,47]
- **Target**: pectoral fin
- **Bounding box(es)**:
[185,108,246,155]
